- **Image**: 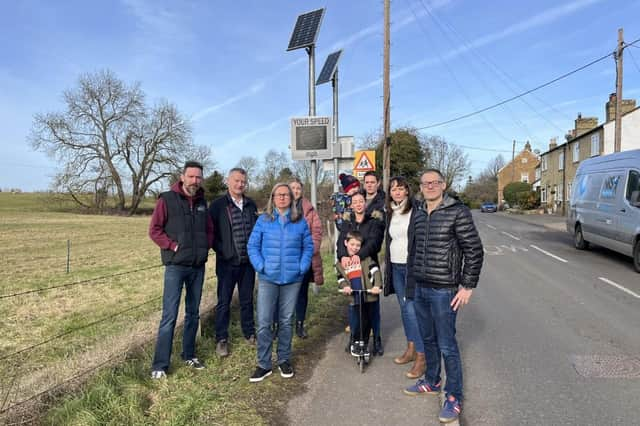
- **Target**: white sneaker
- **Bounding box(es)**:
[151,370,167,380]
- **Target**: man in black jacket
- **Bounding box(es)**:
[209,168,258,357]
[404,169,483,424]
[149,161,214,379]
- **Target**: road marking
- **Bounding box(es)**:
[486,224,497,230]
[501,231,520,240]
[598,277,640,299]
[529,244,568,263]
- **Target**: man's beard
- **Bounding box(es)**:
[185,184,199,196]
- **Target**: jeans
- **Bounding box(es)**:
[256,280,302,370]
[152,264,205,371]
[392,263,424,353]
[413,286,463,401]
[215,260,255,341]
[273,268,312,324]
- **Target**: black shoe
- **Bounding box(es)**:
[249,366,272,383]
[296,321,307,339]
[184,357,205,370]
[278,361,294,378]
[373,336,384,356]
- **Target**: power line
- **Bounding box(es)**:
[0,264,162,300]
[0,295,162,362]
[415,37,640,130]
[628,48,640,74]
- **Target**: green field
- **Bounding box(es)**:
[0,192,346,424]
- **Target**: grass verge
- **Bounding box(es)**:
[35,254,347,426]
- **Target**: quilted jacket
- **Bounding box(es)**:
[248,209,314,285]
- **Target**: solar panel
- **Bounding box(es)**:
[316,50,343,85]
[286,8,325,51]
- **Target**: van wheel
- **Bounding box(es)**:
[633,240,640,273]
[575,224,589,250]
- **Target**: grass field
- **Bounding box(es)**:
[0,192,346,424]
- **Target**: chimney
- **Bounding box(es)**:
[549,137,558,150]
[574,113,598,137]
[606,93,637,122]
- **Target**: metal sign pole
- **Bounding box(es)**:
[308,44,317,208]
[332,69,339,192]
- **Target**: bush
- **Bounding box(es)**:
[503,182,531,207]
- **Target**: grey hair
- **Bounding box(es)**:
[265,183,301,222]
[228,167,247,177]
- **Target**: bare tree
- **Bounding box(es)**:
[30,70,209,214]
[484,154,506,180]
[235,156,260,188]
[260,150,290,189]
[422,135,471,189]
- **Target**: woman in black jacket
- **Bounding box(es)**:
[336,190,385,354]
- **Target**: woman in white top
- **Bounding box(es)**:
[384,176,425,379]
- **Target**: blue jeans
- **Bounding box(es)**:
[215,260,255,341]
[273,268,312,324]
[152,264,205,371]
[392,263,424,353]
[256,280,302,369]
[413,286,463,401]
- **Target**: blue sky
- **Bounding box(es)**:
[2,0,640,191]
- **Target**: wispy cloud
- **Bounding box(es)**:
[191,0,453,123]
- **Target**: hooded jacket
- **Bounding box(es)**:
[149,182,213,266]
[406,194,484,298]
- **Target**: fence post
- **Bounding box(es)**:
[66,239,71,273]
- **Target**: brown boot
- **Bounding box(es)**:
[394,342,416,365]
[406,352,426,379]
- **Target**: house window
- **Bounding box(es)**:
[558,184,563,201]
[521,157,528,164]
[553,185,558,201]
[521,172,529,183]
[591,133,600,157]
[573,143,580,162]
[559,151,564,171]
[542,156,548,171]
[535,168,541,180]
[567,181,572,201]
[541,187,547,203]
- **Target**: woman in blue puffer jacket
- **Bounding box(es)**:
[247,182,314,383]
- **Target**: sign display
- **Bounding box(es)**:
[353,150,376,178]
[290,116,333,160]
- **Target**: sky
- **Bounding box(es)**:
[2,0,640,192]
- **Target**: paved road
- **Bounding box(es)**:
[286,212,640,425]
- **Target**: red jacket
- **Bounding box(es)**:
[300,198,324,285]
[149,182,214,252]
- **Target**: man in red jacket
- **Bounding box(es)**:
[148,161,214,379]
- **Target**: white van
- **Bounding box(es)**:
[567,149,640,272]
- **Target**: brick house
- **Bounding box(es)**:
[539,94,638,215]
[497,141,540,206]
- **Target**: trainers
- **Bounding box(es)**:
[245,335,256,346]
[184,358,205,370]
[373,336,384,356]
[439,395,462,423]
[249,366,272,383]
[350,341,365,357]
[216,340,229,357]
[278,361,294,378]
[403,379,441,396]
[151,370,166,380]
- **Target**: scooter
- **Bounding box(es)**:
[339,288,372,373]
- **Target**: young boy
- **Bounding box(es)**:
[336,231,382,356]
[330,173,361,230]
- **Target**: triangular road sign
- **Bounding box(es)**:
[353,151,375,172]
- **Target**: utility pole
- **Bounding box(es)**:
[615,27,624,153]
[382,0,391,196]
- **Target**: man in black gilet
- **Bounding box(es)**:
[149,161,214,379]
[209,167,258,357]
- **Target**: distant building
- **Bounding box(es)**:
[497,141,540,206]
[539,94,639,215]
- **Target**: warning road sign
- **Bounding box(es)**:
[353,150,376,172]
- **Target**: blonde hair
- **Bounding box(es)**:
[265,182,301,222]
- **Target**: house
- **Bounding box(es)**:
[497,141,540,206]
[539,94,639,215]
